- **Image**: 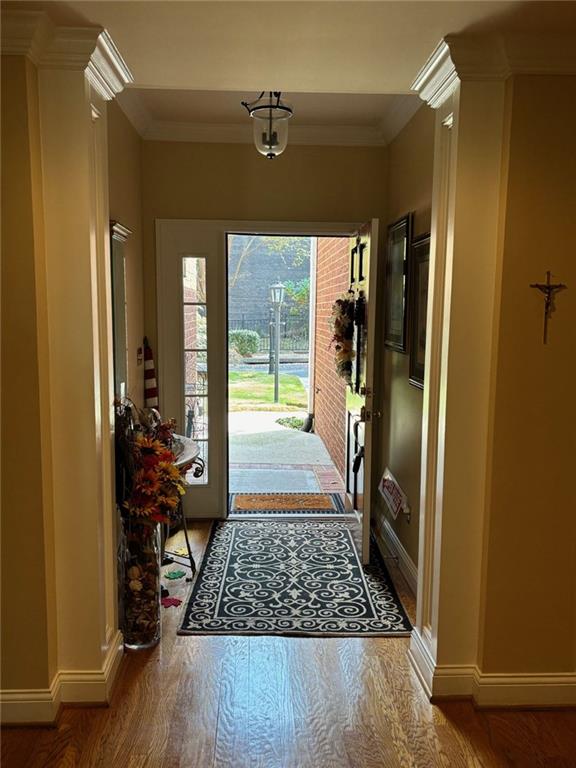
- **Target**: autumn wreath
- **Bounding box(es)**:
[330,291,355,387]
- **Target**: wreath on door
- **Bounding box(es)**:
[330,291,355,387]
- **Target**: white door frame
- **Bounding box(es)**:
[156,219,362,519]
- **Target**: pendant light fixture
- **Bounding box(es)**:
[241,91,293,159]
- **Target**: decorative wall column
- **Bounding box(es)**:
[1,10,132,722]
[410,33,576,706]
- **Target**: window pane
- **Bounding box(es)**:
[182,256,208,486]
[182,257,206,303]
[183,305,207,349]
[184,351,207,395]
[185,396,208,440]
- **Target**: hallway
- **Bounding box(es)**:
[3,0,576,746]
[4,522,575,768]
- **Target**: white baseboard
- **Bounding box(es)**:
[409,634,576,707]
[432,663,478,698]
[0,676,62,725]
[58,629,124,703]
[0,630,124,724]
[473,671,576,707]
[374,512,418,595]
[408,629,435,697]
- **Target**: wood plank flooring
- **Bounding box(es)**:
[3,521,575,768]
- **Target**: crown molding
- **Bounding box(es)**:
[117,91,414,148]
[504,32,576,76]
[411,40,460,109]
[110,221,132,243]
[378,94,422,144]
[116,88,154,135]
[0,10,54,63]
[413,33,576,108]
[1,10,133,100]
[86,31,134,100]
[141,119,387,147]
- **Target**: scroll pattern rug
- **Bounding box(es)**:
[229,492,349,517]
[179,520,412,637]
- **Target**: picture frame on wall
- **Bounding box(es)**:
[408,234,431,388]
[384,214,412,352]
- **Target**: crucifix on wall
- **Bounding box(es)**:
[529,271,567,344]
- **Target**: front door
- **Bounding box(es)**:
[156,219,364,520]
[346,220,380,563]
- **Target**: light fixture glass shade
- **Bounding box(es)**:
[269,282,285,305]
[242,92,293,159]
[253,115,289,159]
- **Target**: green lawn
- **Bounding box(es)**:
[228,371,307,411]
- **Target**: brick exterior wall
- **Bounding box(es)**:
[313,237,350,480]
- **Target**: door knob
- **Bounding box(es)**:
[361,409,381,422]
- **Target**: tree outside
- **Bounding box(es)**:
[227,235,312,412]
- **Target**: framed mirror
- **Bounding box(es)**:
[384,214,412,352]
[408,234,430,388]
[110,221,131,400]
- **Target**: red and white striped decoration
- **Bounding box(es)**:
[143,336,159,408]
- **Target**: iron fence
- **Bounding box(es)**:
[229,308,309,353]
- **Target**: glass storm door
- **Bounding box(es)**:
[156,220,227,518]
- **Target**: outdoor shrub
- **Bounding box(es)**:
[276,416,305,430]
[229,329,260,356]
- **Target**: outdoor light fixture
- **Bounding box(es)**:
[241,92,293,159]
[269,281,286,306]
[269,282,285,403]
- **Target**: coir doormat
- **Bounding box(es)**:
[229,492,349,517]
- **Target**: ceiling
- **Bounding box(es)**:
[58,1,523,92]
[116,88,422,145]
[6,1,576,145]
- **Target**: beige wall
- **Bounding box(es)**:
[1,56,56,690]
[481,75,576,674]
[375,105,435,566]
[140,132,435,568]
[108,100,145,406]
[141,141,387,351]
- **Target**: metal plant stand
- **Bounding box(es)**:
[162,436,205,578]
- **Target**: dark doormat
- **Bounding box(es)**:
[178,520,412,637]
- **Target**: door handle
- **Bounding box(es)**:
[360,407,381,422]
[352,446,364,474]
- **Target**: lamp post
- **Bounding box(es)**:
[269,282,285,403]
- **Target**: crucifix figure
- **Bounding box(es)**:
[529,271,567,344]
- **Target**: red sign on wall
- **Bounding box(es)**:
[378,469,410,520]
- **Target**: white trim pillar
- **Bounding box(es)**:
[410,39,511,697]
[37,14,132,698]
[1,10,132,722]
[409,32,576,705]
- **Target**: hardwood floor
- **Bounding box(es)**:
[3,521,575,768]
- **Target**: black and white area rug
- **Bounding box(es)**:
[178,520,412,637]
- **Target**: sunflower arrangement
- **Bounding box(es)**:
[124,429,188,525]
[114,402,191,648]
[330,291,356,387]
